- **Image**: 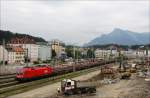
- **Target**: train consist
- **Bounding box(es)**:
[15,60,115,81]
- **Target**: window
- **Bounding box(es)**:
[67,82,71,87]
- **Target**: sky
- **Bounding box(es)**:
[0,0,149,45]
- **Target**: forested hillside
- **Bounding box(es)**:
[0,30,46,44]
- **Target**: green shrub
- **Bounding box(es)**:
[33,61,39,64]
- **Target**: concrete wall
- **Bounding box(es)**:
[0,65,24,75]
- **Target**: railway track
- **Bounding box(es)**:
[0,74,18,89]
[0,65,103,98]
[0,74,15,79]
[0,78,16,83]
[0,81,19,88]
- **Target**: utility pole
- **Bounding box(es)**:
[136,48,139,63]
[26,48,29,66]
[2,39,5,66]
[110,49,112,60]
[146,46,149,67]
[73,45,76,72]
[77,47,78,63]
[118,48,122,69]
[92,47,94,62]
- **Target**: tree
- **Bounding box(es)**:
[75,50,82,59]
[0,30,46,44]
[65,45,83,59]
[65,45,74,58]
[52,49,56,58]
[87,49,95,58]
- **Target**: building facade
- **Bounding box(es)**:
[50,40,65,57]
[0,45,25,64]
[38,44,51,61]
[9,44,39,62]
[7,46,25,64]
[0,45,8,62]
[95,49,118,59]
[9,37,39,62]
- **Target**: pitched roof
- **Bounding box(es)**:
[9,37,35,44]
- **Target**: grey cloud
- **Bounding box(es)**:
[0,0,149,45]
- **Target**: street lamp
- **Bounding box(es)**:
[73,46,76,72]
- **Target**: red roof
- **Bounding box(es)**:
[9,37,35,44]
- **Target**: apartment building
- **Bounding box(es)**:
[7,46,25,64]
[50,39,65,57]
[0,45,25,64]
[9,37,38,62]
[95,49,119,59]
[37,42,51,61]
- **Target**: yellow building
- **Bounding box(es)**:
[50,40,65,57]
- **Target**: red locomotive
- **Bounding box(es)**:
[15,64,53,81]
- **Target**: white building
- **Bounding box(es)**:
[121,50,136,58]
[7,46,25,64]
[0,45,8,62]
[0,45,25,64]
[50,40,65,57]
[38,44,51,61]
[95,49,118,60]
[121,49,150,58]
[8,37,39,62]
[136,50,150,57]
[9,44,39,62]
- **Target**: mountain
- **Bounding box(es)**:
[85,28,150,46]
[0,30,46,44]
